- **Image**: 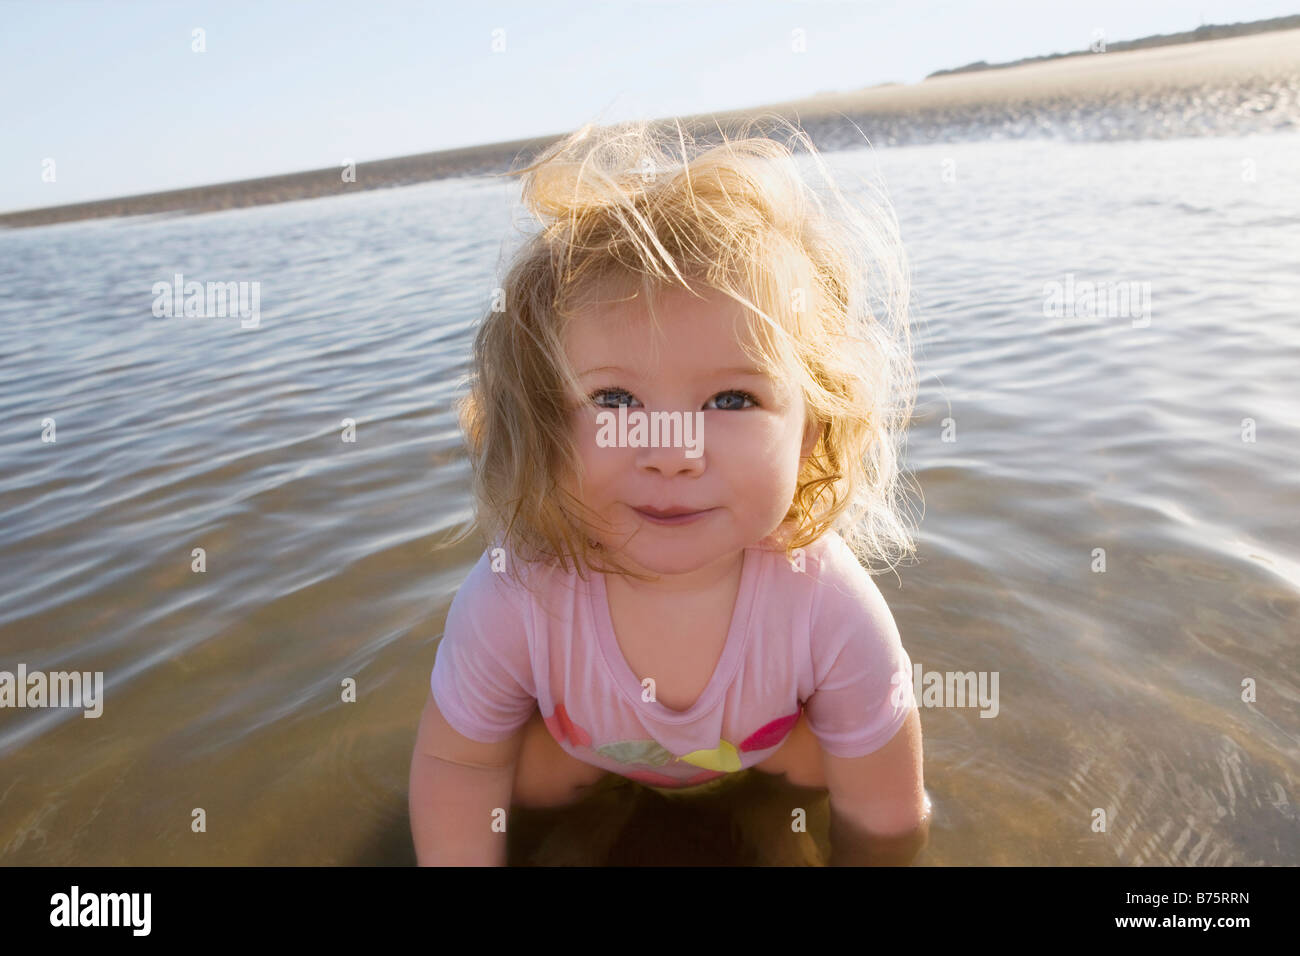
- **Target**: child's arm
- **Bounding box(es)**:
[409,691,525,866]
[823,707,929,866]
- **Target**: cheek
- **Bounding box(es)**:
[570,414,628,492]
[570,405,611,454]
[570,410,597,451]
[711,418,799,476]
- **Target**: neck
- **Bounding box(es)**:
[606,547,745,601]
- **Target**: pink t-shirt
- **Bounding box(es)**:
[429,529,915,789]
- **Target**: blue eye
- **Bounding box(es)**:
[589,388,639,409]
[706,390,760,411]
[588,387,760,410]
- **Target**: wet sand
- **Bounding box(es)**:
[2,27,1297,230]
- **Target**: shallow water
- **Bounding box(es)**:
[1,122,1297,864]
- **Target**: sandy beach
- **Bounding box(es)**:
[775,26,1300,119]
[2,27,1297,229]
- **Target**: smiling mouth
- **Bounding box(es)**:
[632,506,715,525]
[635,505,706,518]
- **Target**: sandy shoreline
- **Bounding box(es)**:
[4,28,1298,230]
[770,28,1300,118]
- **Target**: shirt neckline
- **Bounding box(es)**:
[590,546,762,724]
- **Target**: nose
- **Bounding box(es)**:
[634,432,705,476]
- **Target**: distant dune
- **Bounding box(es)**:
[926,13,1300,77]
[3,21,1299,230]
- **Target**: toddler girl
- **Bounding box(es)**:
[412,116,929,865]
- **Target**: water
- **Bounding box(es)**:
[1,124,1297,864]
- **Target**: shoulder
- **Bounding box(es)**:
[800,531,899,643]
[793,530,874,598]
[435,544,544,688]
[432,544,543,737]
[446,540,548,632]
[749,530,895,636]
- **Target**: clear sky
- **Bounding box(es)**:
[2,0,1296,213]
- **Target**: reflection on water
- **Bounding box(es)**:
[0,124,1297,864]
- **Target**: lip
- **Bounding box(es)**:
[632,506,715,526]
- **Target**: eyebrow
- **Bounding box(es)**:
[579,364,769,379]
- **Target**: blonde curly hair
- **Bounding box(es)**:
[439,114,920,591]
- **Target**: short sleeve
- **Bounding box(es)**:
[802,538,915,759]
[429,546,538,744]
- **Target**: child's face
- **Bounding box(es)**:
[561,282,818,579]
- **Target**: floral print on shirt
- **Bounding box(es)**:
[544,701,801,788]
